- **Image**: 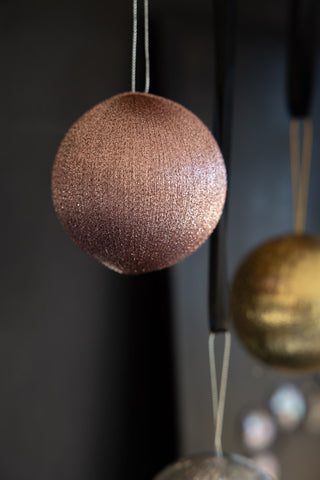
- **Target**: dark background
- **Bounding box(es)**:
[1,0,320,479]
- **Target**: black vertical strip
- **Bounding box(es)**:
[287,0,317,117]
[209,0,236,333]
[127,271,177,479]
[97,272,177,480]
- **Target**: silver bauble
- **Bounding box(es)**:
[154,453,273,480]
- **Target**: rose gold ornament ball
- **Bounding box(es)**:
[51,92,227,274]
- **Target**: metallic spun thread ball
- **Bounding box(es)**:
[231,234,320,371]
[153,453,273,480]
[52,92,227,274]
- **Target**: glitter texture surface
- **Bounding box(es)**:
[231,234,320,371]
[153,453,273,480]
[52,92,227,274]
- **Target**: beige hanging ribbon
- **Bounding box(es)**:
[208,331,231,457]
[289,118,313,233]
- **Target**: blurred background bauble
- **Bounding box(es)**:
[231,234,320,371]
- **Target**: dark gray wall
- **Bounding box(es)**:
[1,1,320,479]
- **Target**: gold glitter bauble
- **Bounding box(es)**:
[231,234,320,371]
[153,453,273,480]
[52,92,227,274]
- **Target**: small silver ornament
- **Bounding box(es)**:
[154,453,274,480]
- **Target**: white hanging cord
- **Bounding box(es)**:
[209,333,218,424]
[208,331,231,457]
[131,0,138,92]
[131,0,150,93]
[144,0,150,93]
[289,117,313,233]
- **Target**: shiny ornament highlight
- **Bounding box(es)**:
[231,234,320,371]
[153,453,273,480]
[52,92,227,274]
[242,410,277,452]
[269,383,306,431]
